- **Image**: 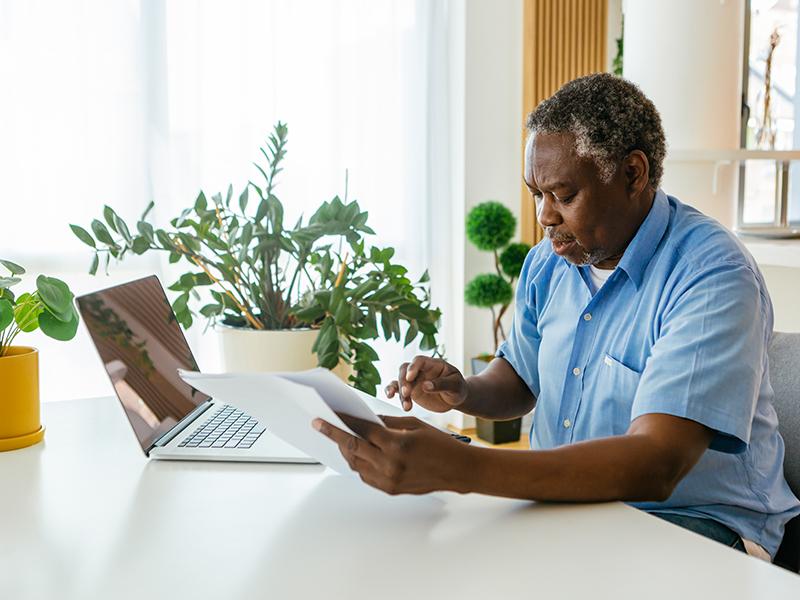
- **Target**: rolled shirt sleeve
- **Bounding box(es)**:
[496,247,544,399]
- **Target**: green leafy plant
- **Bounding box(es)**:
[0,260,80,357]
[464,201,531,354]
[70,122,441,394]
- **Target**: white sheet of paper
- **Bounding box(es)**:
[177,369,382,475]
[271,368,384,426]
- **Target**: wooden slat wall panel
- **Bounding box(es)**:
[521,0,608,245]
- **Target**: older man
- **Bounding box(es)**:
[313,74,800,559]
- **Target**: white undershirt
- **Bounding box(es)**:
[588,264,615,293]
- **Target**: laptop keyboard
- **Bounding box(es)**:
[178,404,266,450]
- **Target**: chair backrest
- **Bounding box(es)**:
[768,331,800,571]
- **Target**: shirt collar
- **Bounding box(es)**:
[614,189,670,289]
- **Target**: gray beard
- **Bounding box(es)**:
[543,226,609,266]
[576,247,609,266]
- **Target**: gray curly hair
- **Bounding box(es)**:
[526,73,666,189]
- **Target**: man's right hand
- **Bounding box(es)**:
[385,356,468,413]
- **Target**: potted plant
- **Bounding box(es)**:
[464,201,530,444]
[71,122,441,395]
[0,260,79,451]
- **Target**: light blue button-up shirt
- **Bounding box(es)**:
[497,190,800,557]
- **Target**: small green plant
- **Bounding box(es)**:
[70,122,441,394]
[464,201,531,353]
[0,260,80,357]
[612,20,624,76]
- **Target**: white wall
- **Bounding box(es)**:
[462,0,523,368]
[622,1,800,332]
[623,0,744,228]
[761,266,800,333]
[607,0,622,73]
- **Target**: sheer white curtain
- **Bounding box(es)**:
[0,0,151,265]
[0,0,456,402]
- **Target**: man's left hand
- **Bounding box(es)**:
[312,415,469,495]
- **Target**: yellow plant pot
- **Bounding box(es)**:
[0,346,44,451]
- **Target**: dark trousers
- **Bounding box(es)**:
[652,512,746,552]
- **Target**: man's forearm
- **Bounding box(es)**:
[458,357,536,420]
[451,433,684,503]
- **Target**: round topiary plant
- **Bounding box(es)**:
[465,201,531,352]
[466,201,516,251]
[464,274,513,308]
[499,242,530,279]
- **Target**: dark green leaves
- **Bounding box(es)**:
[89,253,100,276]
[0,266,81,353]
[292,303,325,323]
[141,200,155,221]
[168,272,213,292]
[39,308,79,341]
[499,242,532,278]
[0,299,13,330]
[137,221,155,243]
[91,219,115,245]
[195,191,207,213]
[465,199,525,352]
[199,303,223,318]
[36,275,74,321]
[0,277,21,289]
[172,293,192,329]
[466,201,516,251]
[14,293,42,332]
[0,260,25,275]
[102,205,133,244]
[156,230,175,249]
[70,224,96,248]
[131,236,150,255]
[465,274,513,308]
[68,121,442,395]
[312,317,340,370]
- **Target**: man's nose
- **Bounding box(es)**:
[536,195,561,228]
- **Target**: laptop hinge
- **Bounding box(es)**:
[148,401,215,453]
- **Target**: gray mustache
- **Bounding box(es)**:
[543,227,575,243]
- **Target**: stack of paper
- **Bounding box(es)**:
[178,368,385,475]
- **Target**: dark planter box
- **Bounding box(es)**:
[475,415,522,445]
[471,356,522,445]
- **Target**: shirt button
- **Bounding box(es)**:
[583,313,592,321]
[572,367,581,376]
[563,419,571,428]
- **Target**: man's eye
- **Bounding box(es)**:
[557,194,575,205]
[532,191,543,202]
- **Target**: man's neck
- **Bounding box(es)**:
[594,188,657,270]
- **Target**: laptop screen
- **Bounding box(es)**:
[77,275,209,452]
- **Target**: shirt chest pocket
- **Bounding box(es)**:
[591,353,643,435]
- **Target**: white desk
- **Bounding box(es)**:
[1,398,799,599]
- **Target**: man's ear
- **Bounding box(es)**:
[623,150,650,197]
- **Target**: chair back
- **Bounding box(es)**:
[769,332,800,571]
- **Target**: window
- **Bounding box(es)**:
[0,0,455,402]
[740,0,800,231]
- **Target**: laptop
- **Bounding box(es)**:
[76,275,315,464]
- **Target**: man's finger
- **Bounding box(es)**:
[338,414,394,447]
[422,373,463,396]
[379,415,428,431]
[313,418,352,445]
[385,380,399,398]
[398,363,412,411]
[312,418,382,466]
[406,355,435,382]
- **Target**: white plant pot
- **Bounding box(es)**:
[215,325,353,382]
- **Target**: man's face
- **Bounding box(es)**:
[524,131,647,269]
